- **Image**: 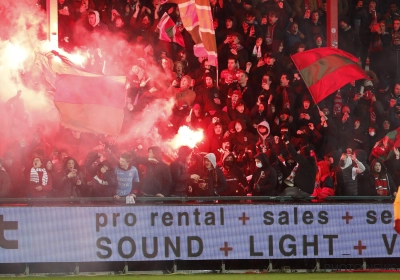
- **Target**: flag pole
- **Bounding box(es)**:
[294,70,327,120]
[216,65,219,88]
[290,54,326,120]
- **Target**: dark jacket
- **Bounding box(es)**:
[220,153,248,196]
[170,158,191,196]
[249,153,277,196]
[286,143,317,194]
[91,163,118,197]
[195,153,227,196]
[136,147,172,196]
[56,157,85,198]
[369,159,396,196]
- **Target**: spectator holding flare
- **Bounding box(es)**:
[134,146,172,197]
[170,146,194,197]
[191,153,227,196]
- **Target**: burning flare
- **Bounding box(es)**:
[168,126,203,149]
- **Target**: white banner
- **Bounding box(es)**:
[0,204,398,262]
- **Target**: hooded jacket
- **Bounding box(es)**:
[220,153,248,196]
[249,153,277,196]
[196,153,227,196]
[230,119,257,151]
[255,121,273,153]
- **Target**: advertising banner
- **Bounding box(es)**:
[0,204,397,262]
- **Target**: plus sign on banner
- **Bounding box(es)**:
[0,204,397,262]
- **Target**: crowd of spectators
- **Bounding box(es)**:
[1,0,400,201]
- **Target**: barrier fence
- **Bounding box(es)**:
[0,197,397,263]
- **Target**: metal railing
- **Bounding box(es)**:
[0,195,393,205]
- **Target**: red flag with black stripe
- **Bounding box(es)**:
[55,74,126,136]
[291,48,368,104]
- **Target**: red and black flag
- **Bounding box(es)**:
[371,127,400,161]
[291,48,368,104]
[54,74,126,136]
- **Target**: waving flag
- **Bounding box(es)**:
[34,52,101,88]
[157,12,185,47]
[168,0,217,66]
[371,127,400,161]
[54,74,126,136]
[291,48,368,104]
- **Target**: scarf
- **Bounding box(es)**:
[282,87,290,109]
[370,105,376,124]
[252,45,262,58]
[229,42,244,51]
[30,167,48,186]
[94,175,109,185]
[333,90,342,114]
[374,174,388,196]
[265,24,276,45]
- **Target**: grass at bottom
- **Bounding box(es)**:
[3,273,400,280]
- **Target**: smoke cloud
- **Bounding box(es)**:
[0,0,197,158]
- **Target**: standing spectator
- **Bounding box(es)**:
[304,10,326,49]
[170,146,194,196]
[369,21,391,80]
[293,0,319,21]
[218,33,248,70]
[191,153,227,196]
[388,34,400,84]
[220,153,248,196]
[356,0,381,69]
[248,152,277,196]
[284,22,306,55]
[336,149,366,196]
[3,152,24,197]
[311,161,335,202]
[28,157,52,198]
[369,158,396,196]
[135,146,172,197]
[262,10,285,53]
[255,121,273,153]
[339,17,361,57]
[56,157,84,197]
[0,158,11,198]
[114,153,139,199]
[281,137,317,198]
[275,73,296,112]
[90,160,117,197]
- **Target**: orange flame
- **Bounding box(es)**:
[168,126,204,149]
[4,42,29,70]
